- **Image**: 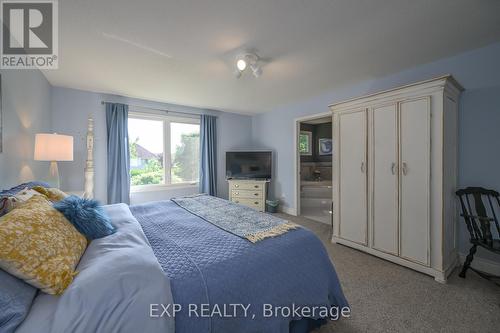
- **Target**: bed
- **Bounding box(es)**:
[12,195,347,333]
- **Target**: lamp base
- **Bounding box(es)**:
[48,161,60,189]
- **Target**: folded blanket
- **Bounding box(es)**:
[171,194,298,242]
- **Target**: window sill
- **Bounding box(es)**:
[130,182,198,193]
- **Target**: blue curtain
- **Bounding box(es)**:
[199,115,217,196]
[105,103,130,204]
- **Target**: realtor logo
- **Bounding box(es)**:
[1,0,58,69]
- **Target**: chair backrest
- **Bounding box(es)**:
[456,187,500,246]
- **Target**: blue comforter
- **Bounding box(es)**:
[131,200,348,333]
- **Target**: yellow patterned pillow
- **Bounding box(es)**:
[32,186,68,202]
[0,195,87,295]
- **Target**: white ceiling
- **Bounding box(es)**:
[43,0,500,114]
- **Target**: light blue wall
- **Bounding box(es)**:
[252,42,500,261]
[0,69,52,189]
[51,87,253,203]
[217,112,255,199]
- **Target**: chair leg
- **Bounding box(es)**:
[459,245,477,278]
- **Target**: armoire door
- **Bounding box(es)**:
[399,98,430,265]
[372,104,399,255]
[338,109,367,245]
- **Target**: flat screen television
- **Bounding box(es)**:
[226,151,272,180]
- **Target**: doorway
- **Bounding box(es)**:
[294,113,333,224]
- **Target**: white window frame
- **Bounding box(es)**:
[128,109,200,192]
[299,131,313,156]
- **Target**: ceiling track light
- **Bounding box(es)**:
[235,53,262,78]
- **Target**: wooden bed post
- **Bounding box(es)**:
[84,117,94,199]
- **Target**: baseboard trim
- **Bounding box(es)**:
[458,253,500,276]
[281,206,297,216]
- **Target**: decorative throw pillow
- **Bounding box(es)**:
[0,269,37,333]
[0,187,44,217]
[53,196,117,240]
[0,181,52,217]
[0,196,21,217]
[0,196,87,295]
[32,186,68,202]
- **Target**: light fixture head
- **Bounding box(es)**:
[236,59,247,71]
[235,53,262,78]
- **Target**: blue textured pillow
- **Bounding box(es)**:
[53,196,116,240]
[0,269,37,333]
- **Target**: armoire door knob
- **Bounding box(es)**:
[391,162,396,175]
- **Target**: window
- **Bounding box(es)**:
[170,122,200,184]
[299,131,312,155]
[128,111,200,189]
[129,118,164,186]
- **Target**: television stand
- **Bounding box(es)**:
[228,179,268,212]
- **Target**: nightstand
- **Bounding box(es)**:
[228,180,268,212]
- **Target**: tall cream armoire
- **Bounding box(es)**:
[330,75,463,282]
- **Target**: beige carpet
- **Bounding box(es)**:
[277,213,500,333]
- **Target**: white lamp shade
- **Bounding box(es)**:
[34,133,74,161]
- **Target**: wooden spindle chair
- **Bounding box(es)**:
[456,187,500,283]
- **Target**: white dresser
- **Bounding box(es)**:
[330,75,463,282]
[228,179,268,212]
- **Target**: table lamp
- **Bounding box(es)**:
[34,133,74,189]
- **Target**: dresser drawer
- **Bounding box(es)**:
[231,190,263,199]
[231,198,263,209]
[229,182,265,191]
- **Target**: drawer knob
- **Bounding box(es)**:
[234,184,239,188]
[235,192,239,195]
[254,185,259,188]
[254,193,258,196]
[254,202,259,205]
[235,200,239,203]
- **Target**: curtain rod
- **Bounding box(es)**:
[100,101,211,118]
